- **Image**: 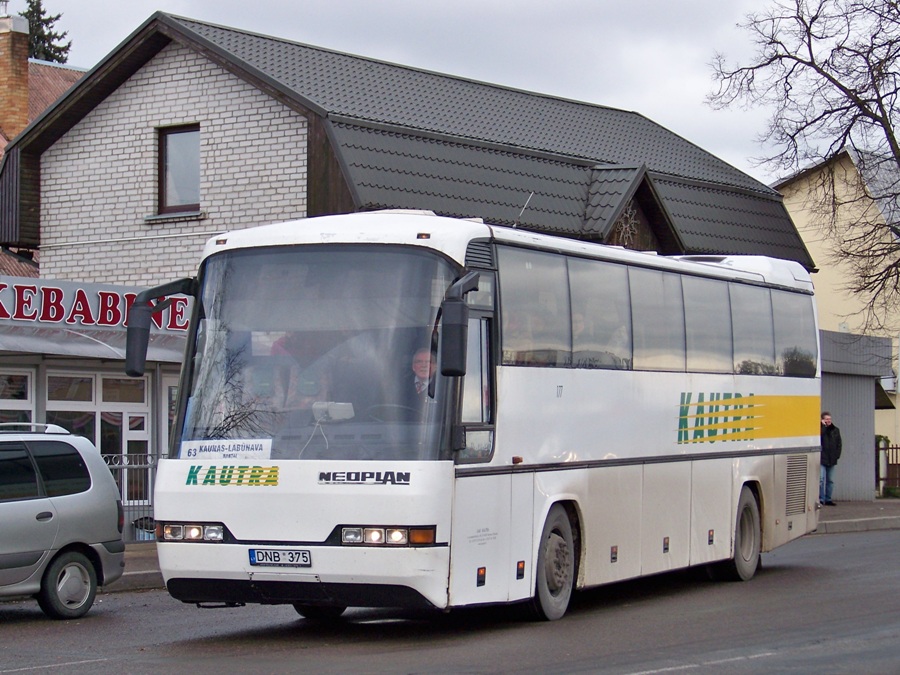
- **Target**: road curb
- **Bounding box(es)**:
[814,516,900,535]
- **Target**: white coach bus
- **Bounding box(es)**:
[126,210,820,621]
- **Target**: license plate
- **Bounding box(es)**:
[249,548,312,567]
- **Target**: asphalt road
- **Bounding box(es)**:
[2,530,899,674]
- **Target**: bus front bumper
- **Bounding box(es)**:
[158,542,450,610]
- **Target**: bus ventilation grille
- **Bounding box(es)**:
[465,241,494,269]
[785,455,807,516]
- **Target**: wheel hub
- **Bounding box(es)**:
[544,532,570,593]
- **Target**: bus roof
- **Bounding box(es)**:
[202,211,814,292]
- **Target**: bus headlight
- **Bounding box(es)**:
[160,522,226,542]
[341,527,363,543]
[341,526,435,546]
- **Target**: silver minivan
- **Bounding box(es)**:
[0,424,125,619]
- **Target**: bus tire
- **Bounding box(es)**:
[719,486,761,582]
[528,504,575,621]
[293,604,346,620]
[37,551,97,620]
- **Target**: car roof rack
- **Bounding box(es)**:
[0,423,70,435]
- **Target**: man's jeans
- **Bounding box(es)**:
[820,464,836,503]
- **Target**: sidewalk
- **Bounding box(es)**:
[813,497,900,534]
[101,499,900,594]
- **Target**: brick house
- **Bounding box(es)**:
[0,12,824,532]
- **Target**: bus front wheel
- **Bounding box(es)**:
[717,485,761,581]
[528,504,575,621]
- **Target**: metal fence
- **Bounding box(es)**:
[876,445,900,495]
[103,453,157,543]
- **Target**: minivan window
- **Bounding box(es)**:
[0,442,40,501]
[29,441,92,497]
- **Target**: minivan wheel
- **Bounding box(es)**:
[37,551,97,620]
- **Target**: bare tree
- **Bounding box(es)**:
[710,0,900,329]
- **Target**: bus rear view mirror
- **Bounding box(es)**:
[125,277,196,377]
[440,271,479,377]
[125,302,154,377]
[440,298,468,376]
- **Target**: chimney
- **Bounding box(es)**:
[0,4,29,140]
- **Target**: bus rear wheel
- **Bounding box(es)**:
[293,604,347,620]
[528,504,575,621]
[715,485,761,581]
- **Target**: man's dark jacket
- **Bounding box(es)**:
[821,424,842,467]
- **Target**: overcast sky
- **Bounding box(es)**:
[15,0,780,184]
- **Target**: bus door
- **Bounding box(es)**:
[448,307,533,607]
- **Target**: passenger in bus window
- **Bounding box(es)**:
[410,348,436,400]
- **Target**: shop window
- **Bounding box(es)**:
[0,371,32,423]
[102,412,151,504]
[0,374,28,400]
[45,411,96,440]
[159,124,200,214]
[47,375,93,402]
[102,378,146,404]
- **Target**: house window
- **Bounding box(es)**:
[158,125,200,214]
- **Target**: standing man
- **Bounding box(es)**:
[820,411,842,506]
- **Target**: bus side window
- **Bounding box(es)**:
[569,257,632,369]
[731,284,776,375]
[458,316,493,462]
[497,246,570,367]
[630,268,686,372]
[772,290,817,377]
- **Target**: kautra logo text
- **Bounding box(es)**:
[185,465,279,486]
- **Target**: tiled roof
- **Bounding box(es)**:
[652,176,813,261]
[173,16,771,195]
[28,60,85,121]
[331,120,593,235]
[0,248,37,277]
[583,166,647,237]
[166,15,812,267]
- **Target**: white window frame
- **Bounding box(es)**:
[0,368,35,422]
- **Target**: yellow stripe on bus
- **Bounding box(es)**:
[677,395,820,443]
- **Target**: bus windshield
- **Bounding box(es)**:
[177,245,458,462]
